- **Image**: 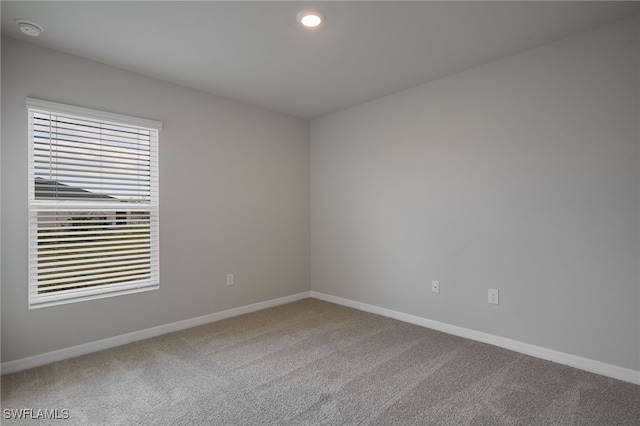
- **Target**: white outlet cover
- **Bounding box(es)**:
[488,289,499,304]
[226,273,235,286]
[431,280,440,294]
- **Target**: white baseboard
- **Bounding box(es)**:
[310,291,640,385]
[1,291,311,375]
[4,289,639,385]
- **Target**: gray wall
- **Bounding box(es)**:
[311,17,640,371]
[1,38,310,362]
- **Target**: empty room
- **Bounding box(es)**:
[1,1,639,424]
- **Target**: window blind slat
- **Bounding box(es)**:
[37,273,152,293]
[38,265,151,285]
[38,237,151,250]
[33,124,152,143]
[37,281,153,298]
[37,221,149,229]
[36,251,154,265]
[34,175,152,187]
[38,255,152,272]
[31,203,157,211]
[34,160,152,176]
[39,226,150,236]
[33,139,151,160]
[34,144,151,163]
[32,247,157,263]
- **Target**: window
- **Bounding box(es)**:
[27,98,162,308]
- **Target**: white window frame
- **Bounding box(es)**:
[27,98,162,308]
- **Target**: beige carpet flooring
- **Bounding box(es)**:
[2,298,639,425]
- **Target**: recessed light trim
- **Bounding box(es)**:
[297,9,324,29]
[15,20,43,37]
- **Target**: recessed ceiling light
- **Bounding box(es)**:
[15,20,43,37]
[297,9,324,29]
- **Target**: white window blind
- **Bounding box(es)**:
[27,98,162,308]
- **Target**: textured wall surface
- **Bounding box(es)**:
[1,37,310,362]
[311,17,640,371]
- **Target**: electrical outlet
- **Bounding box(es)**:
[488,289,499,305]
[226,273,235,286]
[431,280,440,294]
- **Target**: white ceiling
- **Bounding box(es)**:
[2,1,639,119]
